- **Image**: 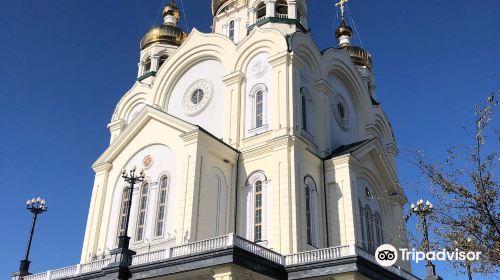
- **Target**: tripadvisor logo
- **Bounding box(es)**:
[375,244,398,267]
[375,244,482,267]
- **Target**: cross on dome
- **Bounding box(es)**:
[335,0,350,20]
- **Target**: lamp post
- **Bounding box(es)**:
[108,166,144,280]
[410,199,438,279]
[18,198,48,277]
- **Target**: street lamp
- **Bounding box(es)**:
[18,198,48,277]
[108,166,145,280]
[410,199,438,279]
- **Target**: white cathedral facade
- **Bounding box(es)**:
[17,1,422,280]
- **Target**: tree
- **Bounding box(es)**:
[413,93,499,277]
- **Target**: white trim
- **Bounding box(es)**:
[247,83,269,136]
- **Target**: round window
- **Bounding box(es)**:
[334,95,351,130]
[191,89,204,105]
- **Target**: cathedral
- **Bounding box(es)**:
[15,0,421,279]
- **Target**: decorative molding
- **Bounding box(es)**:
[313,79,334,97]
[222,71,245,86]
[333,94,352,130]
[250,59,269,78]
[182,79,214,117]
[92,162,113,173]
[268,51,289,67]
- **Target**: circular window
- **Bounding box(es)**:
[183,79,214,117]
[191,89,204,105]
[334,95,351,130]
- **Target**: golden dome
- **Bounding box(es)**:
[140,25,187,50]
[345,46,373,70]
[163,1,181,21]
[212,0,248,16]
[335,20,353,39]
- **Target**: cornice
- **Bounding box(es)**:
[92,162,113,173]
[222,71,245,86]
[268,51,289,67]
[313,79,334,97]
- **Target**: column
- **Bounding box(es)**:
[266,0,276,17]
[248,7,255,25]
[288,0,297,19]
[234,18,242,43]
[151,54,160,72]
[137,62,144,78]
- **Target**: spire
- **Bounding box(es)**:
[333,0,373,70]
[335,0,349,21]
[163,0,181,26]
[335,0,353,47]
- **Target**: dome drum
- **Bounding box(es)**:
[346,46,373,70]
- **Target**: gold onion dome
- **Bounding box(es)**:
[335,20,373,70]
[335,20,353,39]
[140,1,187,50]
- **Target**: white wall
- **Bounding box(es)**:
[106,144,177,253]
[167,59,226,138]
[245,52,272,138]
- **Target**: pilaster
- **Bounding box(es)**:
[268,51,290,133]
[222,71,245,147]
[81,162,113,263]
[324,155,360,247]
[108,120,126,144]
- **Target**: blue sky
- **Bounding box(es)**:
[0,0,498,279]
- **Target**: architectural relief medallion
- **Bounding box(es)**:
[182,79,214,116]
[142,155,154,170]
[251,60,269,78]
[334,94,351,130]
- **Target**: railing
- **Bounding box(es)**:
[20,235,418,280]
[80,258,110,274]
[132,249,168,265]
[23,273,47,280]
[234,236,284,265]
[256,16,267,23]
[171,234,231,257]
[284,245,355,266]
[49,265,78,279]
[276,13,289,19]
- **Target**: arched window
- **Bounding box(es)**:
[117,187,131,241]
[300,88,312,136]
[256,2,266,20]
[301,95,307,131]
[248,83,269,136]
[375,212,383,247]
[144,58,152,73]
[304,176,318,246]
[159,54,169,68]
[365,206,374,252]
[276,0,288,16]
[359,200,366,249]
[228,20,235,41]
[244,171,268,243]
[135,182,149,241]
[254,180,263,242]
[155,176,169,237]
[256,90,264,128]
[305,184,311,244]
